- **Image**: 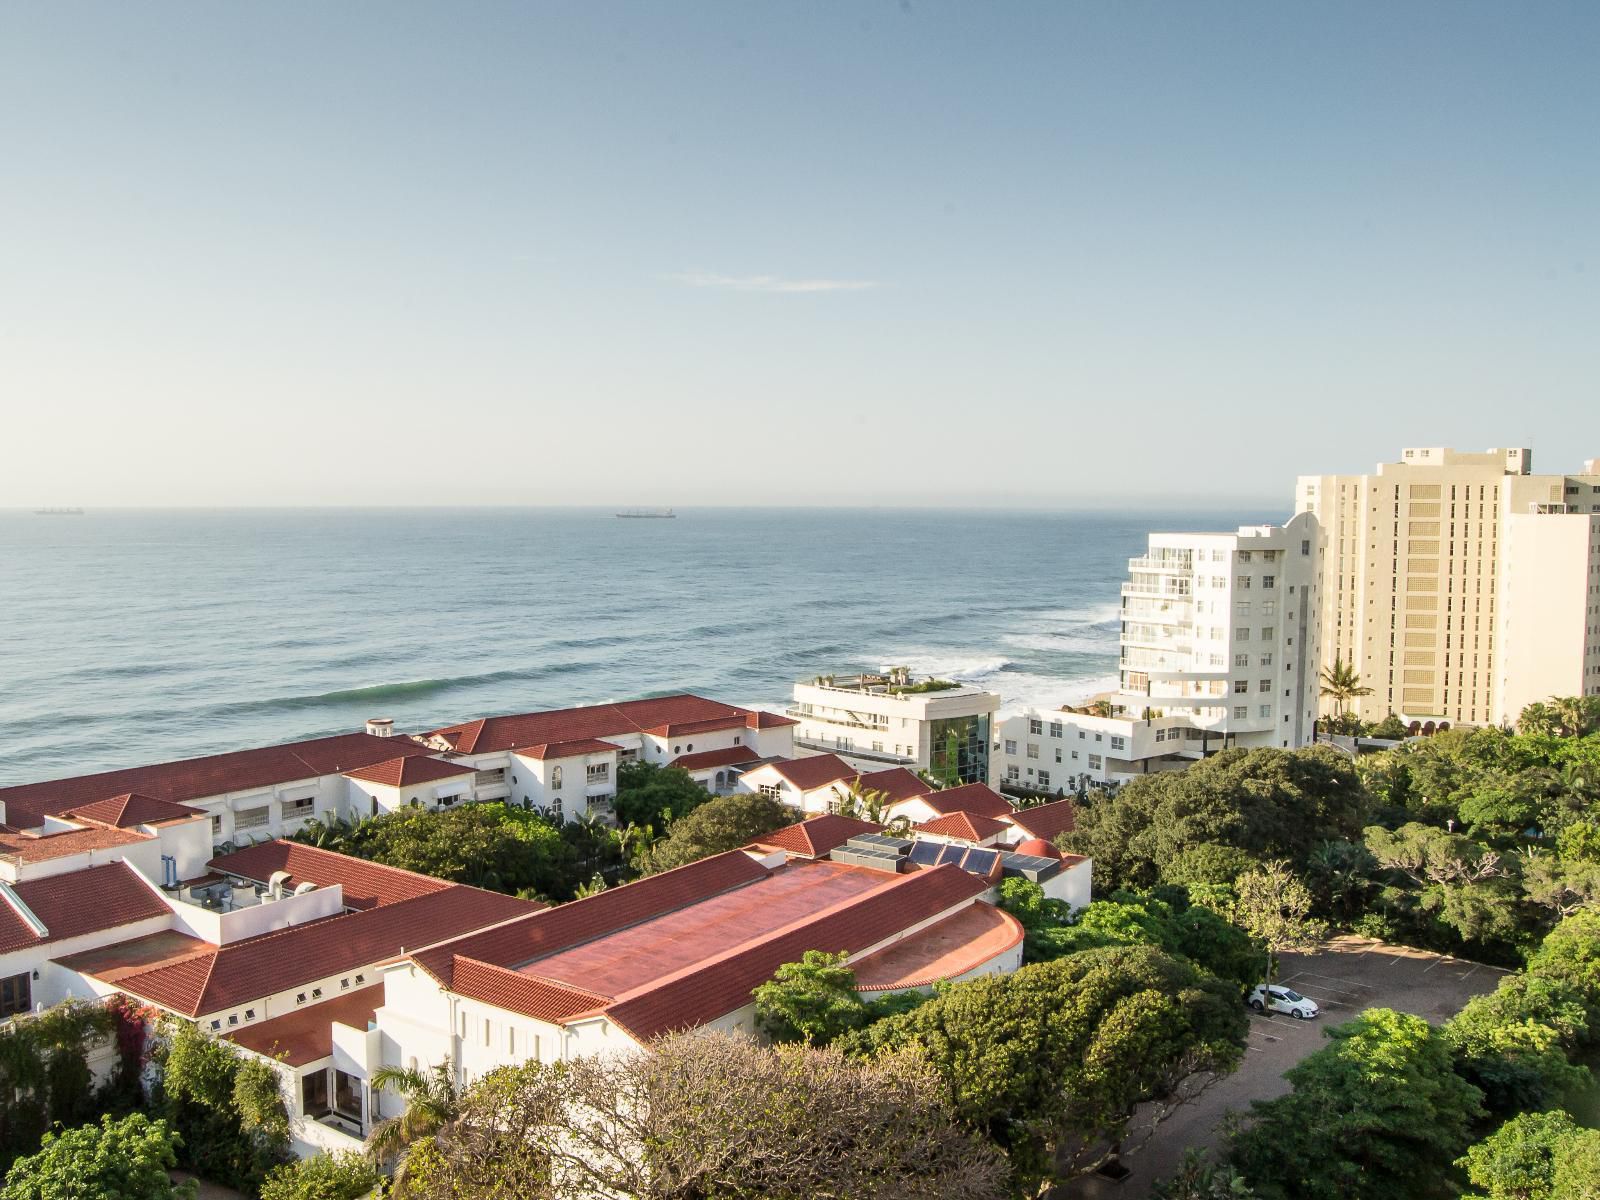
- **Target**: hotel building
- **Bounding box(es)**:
[1296,448,1600,726]
[786,671,1000,783]
[993,513,1324,789]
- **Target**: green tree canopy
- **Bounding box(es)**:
[1457,1108,1591,1200]
[612,761,712,829]
[637,792,793,874]
[1062,747,1368,891]
[752,950,871,1046]
[1228,860,1325,983]
[259,1152,382,1200]
[839,943,1247,1191]
[0,1113,195,1200]
[1229,1008,1483,1200]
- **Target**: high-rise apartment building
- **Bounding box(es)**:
[1296,447,1600,728]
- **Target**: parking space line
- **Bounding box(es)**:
[1458,964,1481,981]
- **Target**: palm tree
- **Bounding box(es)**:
[1319,656,1374,722]
[367,1058,461,1168]
[832,782,894,822]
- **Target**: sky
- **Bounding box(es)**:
[1,2,1596,509]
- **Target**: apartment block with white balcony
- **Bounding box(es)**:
[993,513,1324,793]
[787,670,1000,785]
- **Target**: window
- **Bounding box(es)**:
[1233,680,1248,694]
[1235,601,1252,618]
[1260,652,1274,667]
[1110,736,1126,750]
[1234,652,1249,668]
[235,807,269,831]
[296,992,307,1005]
[1261,626,1275,641]
[1037,770,1051,788]
[1259,679,1271,692]
[1088,754,1102,769]
[285,796,315,819]
[586,762,609,784]
[1236,575,1252,589]
[1028,718,1042,735]
[1004,739,1017,755]
[759,783,781,799]
[1237,550,1251,562]
[1259,705,1272,718]
[485,1019,491,1046]
[1236,627,1251,641]
[1026,743,1040,759]
[211,815,222,837]
[1301,539,1311,555]
[1007,765,1020,781]
[0,973,30,1019]
[1054,748,1062,763]
[312,987,322,999]
[244,1008,256,1020]
[1262,600,1277,616]
[1233,706,1248,719]
[341,977,350,990]
[1263,575,1276,589]
[1049,721,1063,738]
[302,1069,331,1118]
[551,766,563,789]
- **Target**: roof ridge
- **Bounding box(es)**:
[458,957,615,1006]
[213,840,458,891]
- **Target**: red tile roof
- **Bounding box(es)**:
[512,739,622,761]
[850,903,1024,992]
[227,984,384,1066]
[761,755,858,791]
[645,716,748,738]
[745,710,798,730]
[751,815,884,859]
[917,783,1014,820]
[208,841,451,911]
[0,823,151,863]
[671,746,761,772]
[850,768,930,804]
[915,811,1010,843]
[603,865,989,1041]
[0,732,436,827]
[62,793,206,828]
[0,863,171,955]
[106,885,538,1017]
[426,695,780,756]
[409,850,771,989]
[449,959,611,1024]
[1006,798,1077,842]
[342,756,474,787]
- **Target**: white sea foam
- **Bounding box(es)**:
[1001,631,1117,655]
[1034,602,1122,627]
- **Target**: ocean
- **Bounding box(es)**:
[0,507,1270,784]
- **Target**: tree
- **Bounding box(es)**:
[1229,1008,1483,1200]
[1525,911,1600,1036]
[0,1113,195,1200]
[1551,1126,1600,1198]
[1444,972,1592,1117]
[259,1152,382,1200]
[612,761,711,829]
[397,1030,1009,1200]
[1319,656,1373,722]
[1457,1109,1588,1200]
[1151,1150,1256,1199]
[1303,838,1378,921]
[1062,747,1368,891]
[1369,713,1411,740]
[1229,861,1325,984]
[636,792,793,874]
[752,950,870,1046]
[839,944,1247,1193]
[367,1058,461,1168]
[155,1021,290,1192]
[1519,696,1600,739]
[1522,850,1600,918]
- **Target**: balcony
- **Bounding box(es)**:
[792,738,913,767]
[785,709,892,734]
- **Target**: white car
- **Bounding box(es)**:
[1248,984,1319,1019]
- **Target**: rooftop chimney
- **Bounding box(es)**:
[366,718,394,738]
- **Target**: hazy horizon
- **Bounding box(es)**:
[3,2,1596,507]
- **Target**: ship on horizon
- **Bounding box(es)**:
[33,507,85,516]
[616,507,676,519]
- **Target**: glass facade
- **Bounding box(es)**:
[928,714,991,785]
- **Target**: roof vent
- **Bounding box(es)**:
[366,718,395,738]
[266,870,292,899]
[293,880,317,895]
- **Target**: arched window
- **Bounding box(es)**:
[551,766,563,789]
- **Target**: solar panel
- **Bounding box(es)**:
[963,849,1000,875]
[908,841,944,867]
[850,833,912,854]
[937,843,967,866]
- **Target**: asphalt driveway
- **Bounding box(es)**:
[1068,936,1508,1198]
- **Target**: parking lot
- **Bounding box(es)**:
[1069,936,1508,1198]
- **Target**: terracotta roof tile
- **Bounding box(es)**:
[227,985,384,1066]
[449,959,611,1024]
[109,885,537,1017]
[1005,798,1077,842]
[0,732,436,827]
[62,793,207,828]
[603,865,989,1041]
[850,768,930,804]
[426,695,767,756]
[342,757,474,788]
[752,815,883,859]
[513,739,621,761]
[763,755,858,791]
[208,841,451,911]
[671,746,761,771]
[0,863,171,955]
[917,783,1014,820]
[645,716,748,738]
[745,711,798,730]
[410,850,770,988]
[915,811,1010,843]
[0,823,151,862]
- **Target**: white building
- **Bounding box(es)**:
[736,755,928,815]
[418,694,798,822]
[1297,448,1600,726]
[787,671,1000,784]
[994,513,1324,790]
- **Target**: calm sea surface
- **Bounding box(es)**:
[0,507,1270,784]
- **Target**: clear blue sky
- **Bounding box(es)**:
[2,2,1596,508]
